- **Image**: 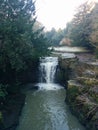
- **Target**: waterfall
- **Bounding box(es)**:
[39,57,58,83]
[36,57,61,90]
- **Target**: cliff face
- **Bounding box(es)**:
[55,53,77,86]
[59,53,98,130]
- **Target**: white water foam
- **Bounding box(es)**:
[36,83,63,90]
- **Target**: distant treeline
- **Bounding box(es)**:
[46,1,98,55]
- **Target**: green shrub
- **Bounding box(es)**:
[68,86,79,100]
[95,48,98,59]
[0,84,8,100]
[0,111,3,123]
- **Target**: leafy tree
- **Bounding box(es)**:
[0,0,35,71]
[45,28,65,46]
[88,3,98,57]
[0,0,48,84]
[89,3,98,47]
[67,1,94,49]
[45,28,56,45]
[0,84,8,102]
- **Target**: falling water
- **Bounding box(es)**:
[39,57,58,83]
[36,57,61,90]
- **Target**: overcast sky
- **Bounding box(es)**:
[35,0,98,30]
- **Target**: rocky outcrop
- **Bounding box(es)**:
[56,53,78,86]
[59,53,98,130]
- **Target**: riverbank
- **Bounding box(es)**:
[59,53,98,130]
[0,60,39,130]
[0,92,25,130]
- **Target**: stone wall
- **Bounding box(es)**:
[59,54,98,130]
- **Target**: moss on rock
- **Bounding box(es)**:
[66,81,98,130]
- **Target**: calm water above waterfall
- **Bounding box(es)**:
[16,57,85,130]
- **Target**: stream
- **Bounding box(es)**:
[16,57,86,130]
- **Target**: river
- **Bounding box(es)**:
[16,57,86,130]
